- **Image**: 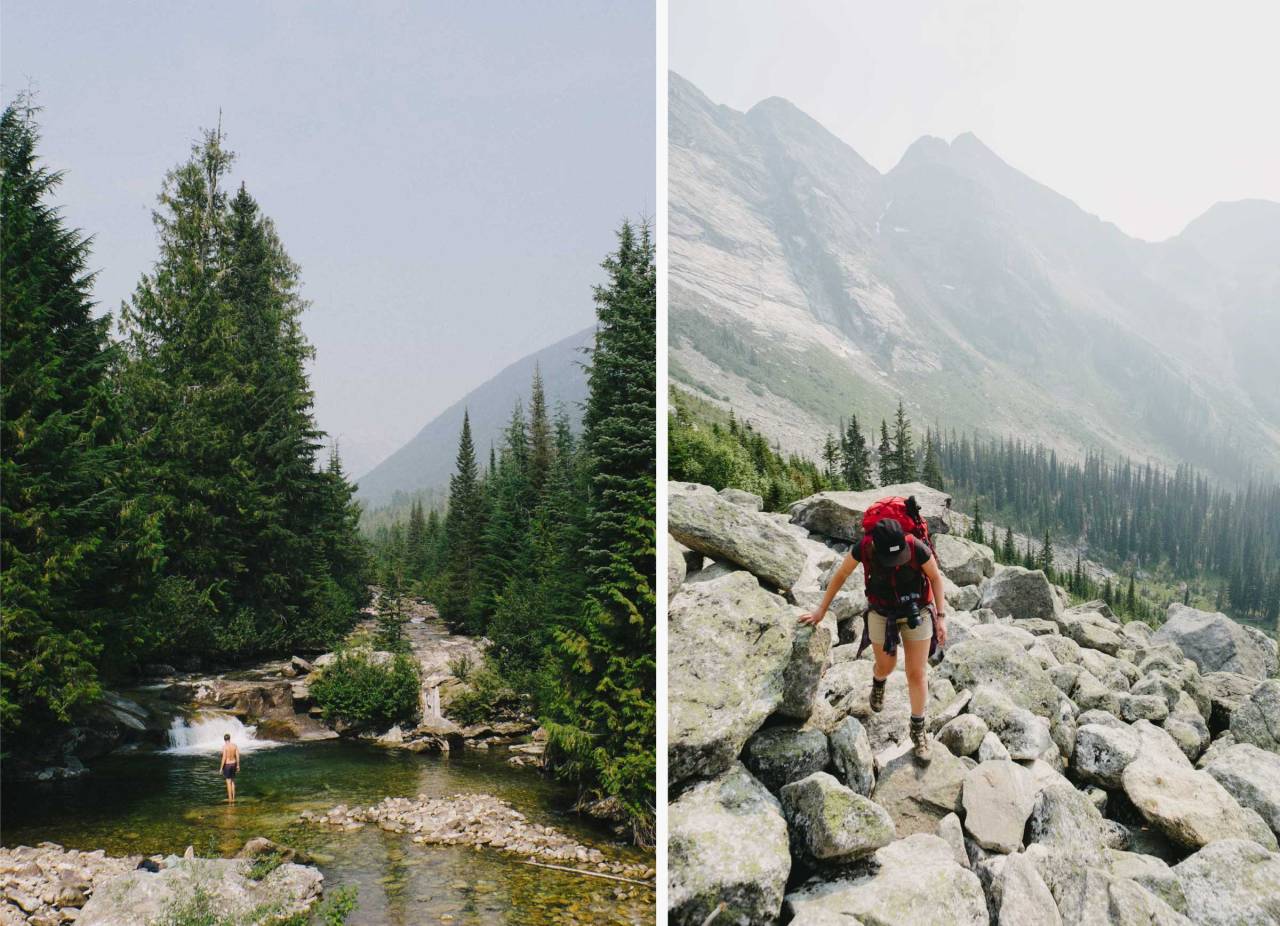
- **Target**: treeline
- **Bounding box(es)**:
[937,433,1280,627]
[1,104,368,744]
[670,385,1280,630]
[369,223,656,842]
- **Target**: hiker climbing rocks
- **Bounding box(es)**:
[800,496,948,762]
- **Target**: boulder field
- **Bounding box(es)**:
[667,481,1280,925]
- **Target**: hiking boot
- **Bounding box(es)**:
[910,715,932,763]
[870,677,886,713]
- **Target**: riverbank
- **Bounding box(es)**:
[0,739,653,925]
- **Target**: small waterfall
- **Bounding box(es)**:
[163,712,279,755]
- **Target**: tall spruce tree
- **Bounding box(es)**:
[891,400,916,483]
[440,411,487,633]
[545,221,656,843]
[921,430,944,489]
[877,419,893,485]
[0,101,157,737]
[840,415,872,490]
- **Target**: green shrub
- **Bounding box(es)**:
[446,653,473,682]
[445,664,518,726]
[310,649,420,731]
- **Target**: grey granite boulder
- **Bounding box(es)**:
[978,566,1061,622]
[717,486,763,511]
[994,851,1061,926]
[933,534,995,587]
[668,571,797,784]
[936,639,1061,718]
[669,481,807,589]
[937,714,989,758]
[1153,603,1278,678]
[778,624,832,719]
[742,726,830,793]
[870,741,967,836]
[828,716,875,797]
[1204,742,1280,839]
[668,763,790,926]
[788,483,953,542]
[961,760,1037,854]
[1230,679,1280,754]
[780,772,896,863]
[1174,838,1280,926]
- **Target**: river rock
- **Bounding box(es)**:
[961,760,1037,853]
[784,834,986,926]
[977,566,1061,622]
[779,624,831,719]
[828,716,875,796]
[1173,838,1280,926]
[780,772,895,863]
[77,858,322,926]
[1204,743,1280,839]
[870,741,967,836]
[1121,753,1279,851]
[933,534,995,587]
[1230,679,1280,754]
[937,714,988,758]
[742,727,830,793]
[994,851,1061,926]
[668,482,807,589]
[1153,603,1279,678]
[668,763,790,925]
[668,571,796,784]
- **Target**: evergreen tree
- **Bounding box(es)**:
[921,430,944,489]
[891,401,916,483]
[0,101,157,737]
[440,411,487,633]
[840,415,872,490]
[1002,527,1017,564]
[545,221,656,843]
[968,501,985,544]
[1126,574,1137,616]
[877,419,893,485]
[1038,530,1055,579]
[375,560,409,653]
[405,500,428,581]
[821,432,841,482]
[527,365,554,497]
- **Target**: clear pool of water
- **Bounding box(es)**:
[1,739,653,924]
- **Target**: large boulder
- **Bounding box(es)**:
[1204,743,1280,839]
[780,772,896,863]
[933,534,995,587]
[668,482,807,589]
[1203,671,1259,732]
[966,686,1054,762]
[1073,722,1142,788]
[668,763,790,925]
[977,567,1061,622]
[828,716,875,796]
[77,858,322,926]
[870,740,967,836]
[936,640,1061,719]
[936,714,988,758]
[1153,603,1279,678]
[742,726,830,793]
[1050,865,1193,926]
[718,486,763,511]
[788,483,953,542]
[783,834,987,926]
[667,535,687,601]
[1230,679,1280,754]
[668,571,797,784]
[1025,781,1112,863]
[1121,753,1279,851]
[994,852,1061,926]
[778,625,831,719]
[1173,839,1280,926]
[961,760,1038,854]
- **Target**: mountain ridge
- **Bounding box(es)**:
[355,325,593,507]
[668,71,1280,482]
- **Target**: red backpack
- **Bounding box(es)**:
[860,495,933,552]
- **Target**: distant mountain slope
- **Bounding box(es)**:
[355,326,593,507]
[669,72,1280,481]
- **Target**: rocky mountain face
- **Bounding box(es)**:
[355,326,593,507]
[667,480,1280,925]
[669,72,1280,482]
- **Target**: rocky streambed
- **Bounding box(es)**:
[668,481,1280,925]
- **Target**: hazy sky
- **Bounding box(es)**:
[3,1,654,476]
[671,0,1280,243]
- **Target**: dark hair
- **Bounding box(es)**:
[223,733,231,740]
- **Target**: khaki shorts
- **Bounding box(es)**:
[867,607,934,645]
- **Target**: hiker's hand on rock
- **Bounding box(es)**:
[798,611,825,626]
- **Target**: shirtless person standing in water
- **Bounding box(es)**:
[218,733,240,803]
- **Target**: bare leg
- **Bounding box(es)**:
[229,778,236,803]
[902,637,930,717]
[871,641,897,681]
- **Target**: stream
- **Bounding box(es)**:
[1,723,653,924]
